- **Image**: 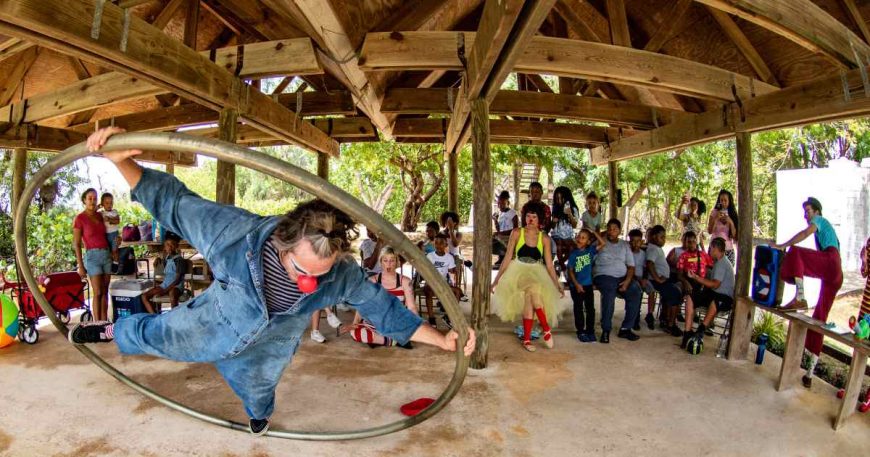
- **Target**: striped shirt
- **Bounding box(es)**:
[262,239,304,314]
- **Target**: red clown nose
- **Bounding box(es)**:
[296,274,318,294]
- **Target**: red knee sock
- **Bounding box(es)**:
[522,318,533,344]
[534,308,551,340]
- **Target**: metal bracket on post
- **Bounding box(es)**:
[731,84,745,123]
[651,107,659,128]
[456,32,468,70]
[851,40,870,97]
[119,8,132,52]
[91,0,106,40]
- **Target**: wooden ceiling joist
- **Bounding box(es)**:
[289,0,395,139]
[706,7,779,87]
[0,122,196,165]
[0,0,339,155]
[0,38,323,124]
[0,46,38,106]
[695,0,870,69]
[381,88,689,128]
[643,0,693,52]
[590,65,870,164]
[359,32,777,101]
[0,37,34,63]
[191,118,377,143]
[842,0,870,45]
[68,103,218,133]
[394,118,610,145]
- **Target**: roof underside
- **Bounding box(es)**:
[0,0,868,164]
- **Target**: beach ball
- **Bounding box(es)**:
[1,294,19,348]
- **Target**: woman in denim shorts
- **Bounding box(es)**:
[73,188,113,321]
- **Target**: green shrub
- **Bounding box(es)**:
[752,311,787,350]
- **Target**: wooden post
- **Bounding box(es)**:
[11,148,26,220]
[216,108,238,205]
[317,152,329,180]
[165,163,175,175]
[728,132,755,360]
[469,97,492,370]
[512,158,521,211]
[447,151,458,214]
[608,161,618,221]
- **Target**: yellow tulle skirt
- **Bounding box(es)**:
[493,261,567,326]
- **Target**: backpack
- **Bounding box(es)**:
[121,223,140,242]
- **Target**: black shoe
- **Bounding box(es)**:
[428,317,437,327]
[802,375,812,389]
[617,329,640,341]
[669,325,684,337]
[599,332,610,344]
[705,323,715,336]
[249,418,269,436]
[67,322,114,344]
[680,333,691,349]
[441,314,453,330]
[645,313,655,330]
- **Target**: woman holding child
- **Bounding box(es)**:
[491,201,565,352]
[73,188,112,322]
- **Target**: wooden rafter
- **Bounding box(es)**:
[706,7,779,86]
[65,56,100,126]
[382,88,689,128]
[605,0,663,107]
[0,39,323,124]
[183,0,199,49]
[590,64,870,164]
[0,46,38,106]
[359,32,777,101]
[526,73,554,93]
[695,0,870,69]
[392,118,608,146]
[190,118,377,143]
[287,0,394,138]
[841,0,870,45]
[0,37,34,63]
[643,0,693,52]
[0,0,338,155]
[152,0,186,29]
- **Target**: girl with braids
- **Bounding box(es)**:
[550,186,580,272]
[491,200,566,352]
[707,189,738,266]
[68,128,476,436]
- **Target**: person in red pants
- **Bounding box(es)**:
[770,197,841,388]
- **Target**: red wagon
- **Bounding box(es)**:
[3,271,91,344]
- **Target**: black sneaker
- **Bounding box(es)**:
[680,333,691,349]
[397,341,414,350]
[645,313,655,330]
[67,322,114,344]
[599,332,610,344]
[249,418,269,436]
[669,325,684,337]
[617,329,640,341]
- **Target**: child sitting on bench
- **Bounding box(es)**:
[141,234,186,313]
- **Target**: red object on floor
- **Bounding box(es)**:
[400,397,435,416]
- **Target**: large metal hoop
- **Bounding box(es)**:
[13,132,469,440]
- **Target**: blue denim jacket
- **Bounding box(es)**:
[114,168,423,419]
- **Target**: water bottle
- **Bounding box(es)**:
[716,332,729,358]
[755,333,768,364]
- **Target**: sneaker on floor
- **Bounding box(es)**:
[68,321,114,344]
[617,329,640,341]
[326,312,342,329]
[645,313,655,330]
[599,332,610,344]
[582,333,597,343]
[249,418,269,436]
[310,329,326,343]
[669,325,684,337]
[680,333,691,349]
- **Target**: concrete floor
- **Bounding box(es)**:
[1,305,868,457]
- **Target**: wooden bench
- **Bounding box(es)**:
[742,297,870,430]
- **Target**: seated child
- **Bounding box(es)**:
[100,192,121,264]
[422,233,462,327]
[676,231,713,346]
[628,229,657,330]
[567,228,605,342]
[646,225,685,336]
[141,235,185,313]
[684,237,735,347]
[416,220,439,254]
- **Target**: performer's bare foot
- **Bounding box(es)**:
[780,298,809,311]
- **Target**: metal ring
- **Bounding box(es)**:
[13,132,470,440]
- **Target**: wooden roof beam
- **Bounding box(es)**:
[695,0,870,69]
[643,0,694,52]
[0,47,38,106]
[360,33,777,102]
[0,0,338,155]
[706,7,779,87]
[0,38,324,124]
[0,37,35,63]
[190,118,377,143]
[393,117,609,145]
[841,0,870,45]
[590,65,870,164]
[382,88,689,128]
[288,0,395,139]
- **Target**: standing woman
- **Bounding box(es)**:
[707,189,738,266]
[73,188,112,322]
[492,201,565,352]
[550,186,580,271]
[675,193,707,249]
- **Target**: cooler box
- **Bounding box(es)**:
[110,279,154,322]
[751,245,784,307]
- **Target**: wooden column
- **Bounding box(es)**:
[512,159,521,211]
[11,148,26,220]
[317,152,329,180]
[469,98,492,370]
[728,132,755,360]
[447,151,458,213]
[216,108,238,205]
[608,161,619,221]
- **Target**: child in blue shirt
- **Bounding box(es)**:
[567,228,605,342]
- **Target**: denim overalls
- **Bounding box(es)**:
[161,254,183,291]
[114,169,424,419]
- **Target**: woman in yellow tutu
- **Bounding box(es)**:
[491,201,565,352]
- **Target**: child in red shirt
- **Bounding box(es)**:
[676,231,712,341]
